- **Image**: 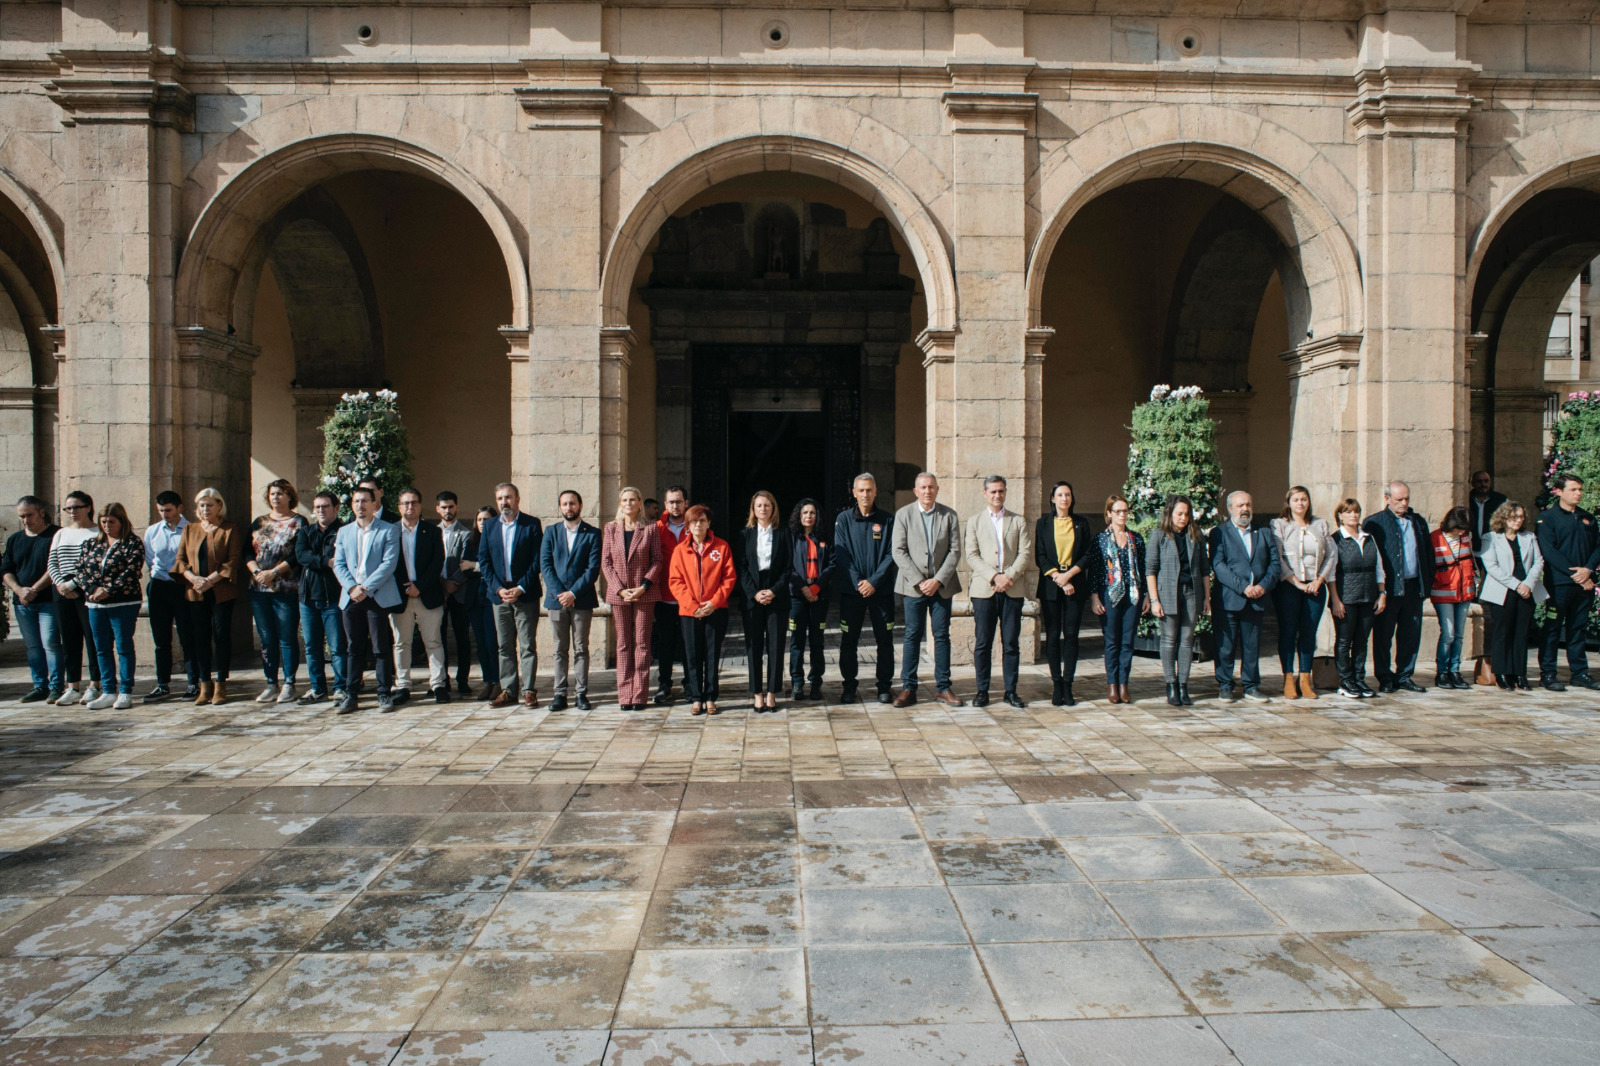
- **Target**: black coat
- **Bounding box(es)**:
[833,506,896,598]
[396,520,447,611]
[1362,508,1434,593]
[737,526,794,609]
[789,532,838,599]
[1034,514,1093,601]
[1468,491,1508,553]
[293,520,344,607]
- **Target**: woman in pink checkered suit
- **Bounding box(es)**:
[602,487,665,710]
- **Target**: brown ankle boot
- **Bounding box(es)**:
[1284,673,1300,699]
[1118,684,1130,704]
[1108,684,1119,704]
[194,681,211,705]
[1300,672,1317,699]
[211,680,228,705]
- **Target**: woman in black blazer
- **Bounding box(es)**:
[1035,480,1094,706]
[738,490,793,711]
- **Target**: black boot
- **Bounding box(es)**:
[1178,683,1194,706]
[1494,673,1513,690]
[1166,682,1181,707]
[791,682,804,701]
[810,681,822,701]
[1062,685,1077,708]
[1515,675,1532,691]
[1051,678,1065,706]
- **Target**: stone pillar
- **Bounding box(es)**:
[861,341,900,494]
[514,57,612,524]
[654,337,691,492]
[1346,11,1476,520]
[172,328,258,511]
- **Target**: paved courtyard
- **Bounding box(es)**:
[2,647,1599,1065]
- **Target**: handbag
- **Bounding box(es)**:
[1474,656,1495,686]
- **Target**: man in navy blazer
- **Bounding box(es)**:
[1362,481,1434,693]
[332,486,402,714]
[540,489,601,712]
[1208,491,1281,703]
[479,482,544,708]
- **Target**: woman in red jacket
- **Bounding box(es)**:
[602,486,664,711]
[667,505,737,716]
[1430,506,1477,691]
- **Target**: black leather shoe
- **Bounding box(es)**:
[577,695,593,710]
[653,689,672,706]
[1396,679,1426,693]
[1003,692,1025,709]
[791,684,805,701]
[810,682,823,701]
[1543,677,1567,692]
[392,688,411,705]
[1573,674,1600,690]
[973,691,990,707]
[1378,681,1398,694]
[433,687,451,704]
[1166,682,1181,707]
[549,695,568,712]
[1495,674,1513,690]
[877,689,893,705]
[1516,676,1532,691]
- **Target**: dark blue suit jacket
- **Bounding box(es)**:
[478,512,543,601]
[1208,522,1281,614]
[540,520,601,610]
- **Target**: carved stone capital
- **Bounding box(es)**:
[917,328,957,367]
[501,327,531,362]
[175,326,259,375]
[46,48,194,130]
[1024,327,1054,361]
[944,61,1036,134]
[599,326,635,366]
[1278,333,1363,380]
[516,59,614,129]
[1347,65,1476,139]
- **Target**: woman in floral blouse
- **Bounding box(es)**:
[246,479,308,704]
[1090,493,1148,705]
[79,502,145,710]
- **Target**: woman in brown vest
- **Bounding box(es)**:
[173,487,243,705]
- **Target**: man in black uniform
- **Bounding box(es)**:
[1535,473,1600,691]
[834,473,897,704]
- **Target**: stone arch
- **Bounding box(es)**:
[1027,116,1362,344]
[0,166,64,322]
[1467,149,1600,304]
[0,165,64,501]
[176,133,529,339]
[601,134,956,332]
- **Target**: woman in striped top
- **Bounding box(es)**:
[79,502,146,710]
[48,490,102,706]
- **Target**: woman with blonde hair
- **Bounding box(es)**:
[601,486,664,710]
[1271,485,1334,698]
[173,487,243,704]
[738,490,792,711]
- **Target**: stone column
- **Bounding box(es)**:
[1346,12,1476,519]
[1279,333,1364,508]
[172,327,258,510]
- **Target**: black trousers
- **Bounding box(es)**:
[744,598,786,694]
[1372,581,1424,684]
[1335,602,1376,688]
[972,594,1022,695]
[1488,595,1535,679]
[681,610,728,702]
[654,601,686,693]
[1040,595,1085,686]
[342,598,395,695]
[147,578,196,687]
[1538,583,1592,679]
[439,596,473,688]
[191,594,234,682]
[789,595,829,685]
[839,592,894,692]
[58,595,100,687]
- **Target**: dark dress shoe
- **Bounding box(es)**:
[810,682,823,701]
[1003,692,1025,709]
[549,696,568,712]
[1378,681,1397,694]
[877,689,893,705]
[1515,676,1532,690]
[841,683,858,702]
[1573,674,1600,690]
[973,691,990,707]
[893,688,916,707]
[1543,676,1567,691]
[577,695,593,710]
[433,687,451,704]
[1396,679,1426,693]
[934,689,964,708]
[1495,674,1513,690]
[791,684,805,701]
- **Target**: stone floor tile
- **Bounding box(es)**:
[416,812,556,848]
[0,817,94,852]
[1310,768,1453,795]
[222,849,399,896]
[1142,798,1293,834]
[139,894,352,954]
[565,783,683,812]
[20,952,284,1035]
[0,846,143,895]
[74,848,269,896]
[368,847,528,893]
[1004,776,1127,803]
[803,887,967,946]
[617,947,807,1028]
[1436,826,1600,869]
[1031,801,1173,838]
[812,1023,1024,1065]
[514,846,664,892]
[36,816,198,851]
[976,941,1191,1020]
[1399,1004,1600,1066]
[449,784,578,813]
[393,1029,609,1065]
[1315,929,1572,1008]
[1377,869,1598,928]
[1307,828,1499,873]
[656,844,800,891]
[668,808,796,846]
[1239,874,1443,933]
[801,842,941,888]
[0,1034,200,1065]
[543,812,675,847]
[1469,927,1600,1006]
[1,790,142,819]
[286,815,438,850]
[0,956,111,1033]
[476,891,648,951]
[1110,773,1241,800]
[417,951,632,1031]
[1369,794,1538,830]
[1508,867,1600,912]
[162,815,322,851]
[1184,831,1361,877]
[307,892,500,952]
[1064,835,1221,881]
[1252,796,1399,833]
[1209,1009,1453,1065]
[929,839,1081,885]
[1014,1017,1237,1064]
[1210,769,1352,798]
[607,1028,812,1065]
[951,883,1129,943]
[217,952,461,1032]
[182,1031,406,1065]
[680,782,796,809]
[914,805,1048,841]
[899,778,1020,808]
[215,786,365,816]
[807,945,1003,1025]
[1145,934,1378,1013]
[335,785,474,815]
[1481,790,1600,824]
[797,807,921,843]
[1097,878,1288,938]
[793,780,906,809]
[0,894,199,957]
[638,887,801,947]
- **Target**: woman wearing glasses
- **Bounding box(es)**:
[1090,494,1147,704]
[47,491,102,706]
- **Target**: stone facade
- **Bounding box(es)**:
[0,0,1594,557]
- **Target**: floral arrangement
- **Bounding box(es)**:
[317,389,414,519]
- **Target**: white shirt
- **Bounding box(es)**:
[400,520,419,580]
[757,525,774,569]
[1234,522,1253,559]
[356,519,378,572]
[565,522,579,551]
[501,513,518,571]
[987,509,1006,570]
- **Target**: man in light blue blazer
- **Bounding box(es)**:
[333,485,401,714]
[540,489,601,712]
[1208,490,1281,704]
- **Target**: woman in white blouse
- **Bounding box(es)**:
[737,491,793,711]
[1270,486,1335,699]
[1479,500,1544,691]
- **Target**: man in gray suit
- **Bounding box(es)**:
[892,472,964,707]
[965,475,1033,708]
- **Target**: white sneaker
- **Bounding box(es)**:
[112,693,132,710]
[87,693,116,710]
[256,684,279,703]
[276,682,297,703]
[82,684,102,703]
[55,687,81,706]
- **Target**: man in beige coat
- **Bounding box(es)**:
[892,472,963,707]
[965,475,1034,708]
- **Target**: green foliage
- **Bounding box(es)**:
[317,389,414,519]
[1539,392,1600,511]
[1123,385,1224,535]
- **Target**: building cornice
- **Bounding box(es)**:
[1347,64,1478,138]
[44,47,194,130]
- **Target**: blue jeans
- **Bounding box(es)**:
[300,602,347,695]
[14,601,62,691]
[1273,583,1327,674]
[900,593,953,692]
[1102,597,1139,686]
[1434,600,1469,674]
[87,604,139,695]
[251,590,300,684]
[472,600,500,685]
